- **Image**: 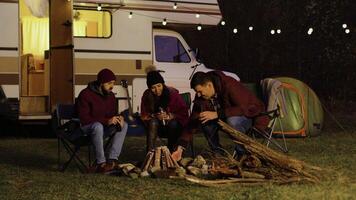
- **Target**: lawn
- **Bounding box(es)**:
[0,126,355,199]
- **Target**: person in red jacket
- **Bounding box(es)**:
[172,71,269,161]
[76,68,127,173]
[141,70,189,152]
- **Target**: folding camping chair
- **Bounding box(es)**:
[54,104,116,173]
[250,78,288,153]
[249,105,288,153]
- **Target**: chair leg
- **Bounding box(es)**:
[60,141,88,173]
[57,138,61,170]
[252,128,288,153]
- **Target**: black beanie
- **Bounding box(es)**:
[146,70,165,88]
[97,68,116,84]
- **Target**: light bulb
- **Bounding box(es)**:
[220,21,226,26]
[249,26,253,31]
[233,28,238,33]
[270,29,275,35]
[162,18,167,26]
[128,12,133,19]
[173,3,177,9]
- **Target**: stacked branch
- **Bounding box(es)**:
[217,120,322,183]
[141,146,180,177]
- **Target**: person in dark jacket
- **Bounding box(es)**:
[76,68,127,173]
[141,70,189,152]
[172,71,269,161]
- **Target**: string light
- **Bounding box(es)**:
[345,29,350,34]
[233,28,238,34]
[342,24,347,29]
[128,12,133,19]
[277,29,281,34]
[195,13,200,18]
[162,18,167,26]
[249,26,253,31]
[307,28,313,35]
[97,4,102,11]
[173,2,177,10]
[270,29,275,35]
[220,20,226,26]
[197,24,202,31]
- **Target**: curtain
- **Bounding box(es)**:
[22,16,49,58]
[74,20,87,37]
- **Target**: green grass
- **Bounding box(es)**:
[0,130,355,200]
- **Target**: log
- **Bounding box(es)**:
[217,120,321,183]
[142,151,154,171]
[183,175,275,186]
[161,147,167,170]
[153,147,162,169]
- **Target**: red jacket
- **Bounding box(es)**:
[140,87,189,127]
[76,81,117,126]
[179,71,269,146]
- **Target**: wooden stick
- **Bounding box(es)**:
[217,120,321,183]
[161,147,167,170]
[154,147,162,170]
[142,151,154,171]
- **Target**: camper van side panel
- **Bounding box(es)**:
[0,2,19,98]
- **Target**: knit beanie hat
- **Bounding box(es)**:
[146,70,164,88]
[97,68,116,83]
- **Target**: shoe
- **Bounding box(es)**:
[89,163,114,174]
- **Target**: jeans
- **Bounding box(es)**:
[146,118,182,152]
[201,116,252,156]
[81,122,128,164]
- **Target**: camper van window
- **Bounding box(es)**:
[73,9,112,38]
[154,36,191,63]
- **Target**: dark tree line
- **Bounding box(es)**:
[174,0,356,102]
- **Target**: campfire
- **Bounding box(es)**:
[112,121,322,186]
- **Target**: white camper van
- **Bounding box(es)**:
[0,0,238,121]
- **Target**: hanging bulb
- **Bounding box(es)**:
[128,12,133,19]
[196,13,200,18]
[220,20,226,26]
[97,4,102,11]
[162,18,167,26]
[197,24,202,31]
[173,2,177,9]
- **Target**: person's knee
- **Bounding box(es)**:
[227,116,251,133]
[91,122,104,134]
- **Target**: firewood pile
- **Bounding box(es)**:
[111,121,322,186]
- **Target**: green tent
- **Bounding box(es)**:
[244,77,324,137]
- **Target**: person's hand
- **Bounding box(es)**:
[108,116,120,125]
[156,111,169,121]
[116,115,125,128]
[172,146,184,161]
[199,111,218,124]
